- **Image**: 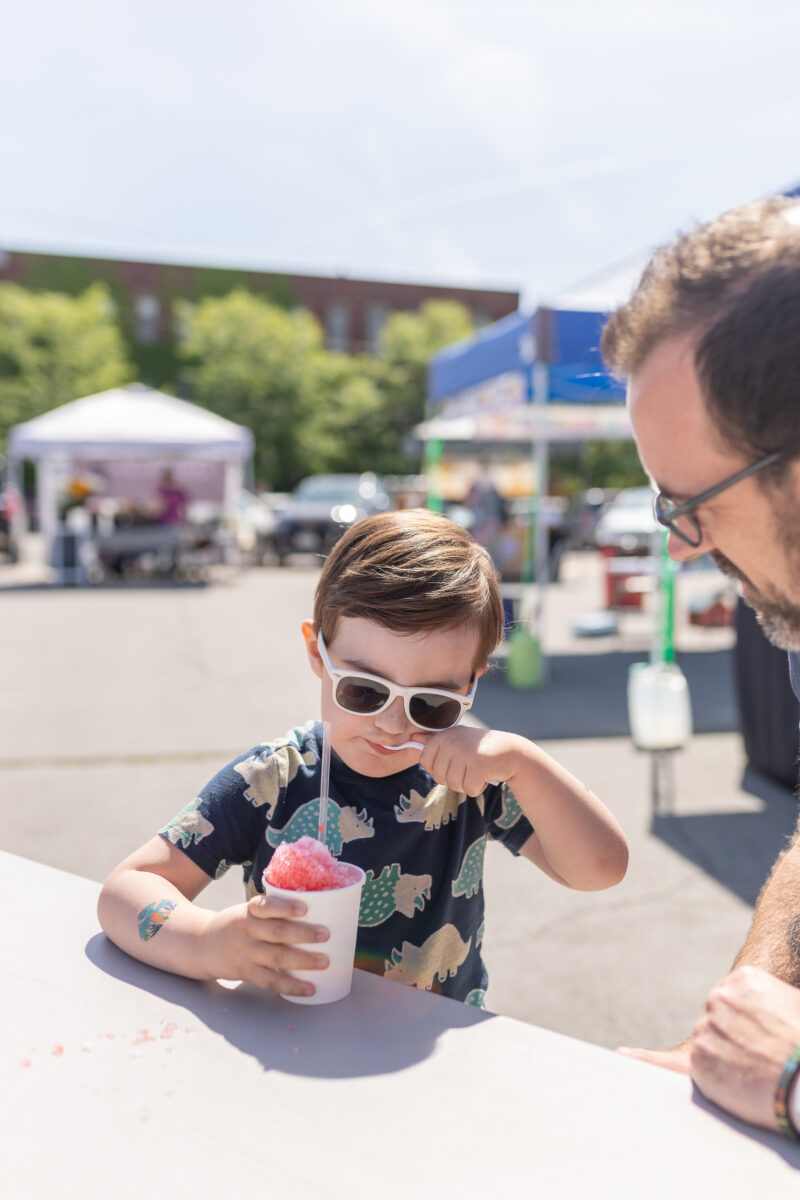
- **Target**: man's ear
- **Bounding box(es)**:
[301,619,323,679]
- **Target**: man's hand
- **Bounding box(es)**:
[690,965,800,1132]
[200,894,330,998]
[617,1041,692,1074]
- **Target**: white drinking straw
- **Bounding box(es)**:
[318,720,332,846]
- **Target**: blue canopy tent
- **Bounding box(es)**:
[426,307,623,414]
[422,252,647,427]
[417,282,640,680]
[419,290,635,517]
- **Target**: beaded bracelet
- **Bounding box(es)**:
[774,1043,800,1139]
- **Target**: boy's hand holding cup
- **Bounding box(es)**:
[199,892,332,1000]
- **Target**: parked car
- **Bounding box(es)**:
[564,488,618,549]
[593,485,659,554]
[272,473,390,564]
[234,489,278,565]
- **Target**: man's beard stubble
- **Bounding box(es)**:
[711,523,800,651]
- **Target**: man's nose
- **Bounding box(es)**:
[666,526,714,562]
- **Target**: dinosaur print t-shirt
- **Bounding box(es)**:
[160,721,533,1005]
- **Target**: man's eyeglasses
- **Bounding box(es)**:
[653,449,786,548]
[316,631,476,731]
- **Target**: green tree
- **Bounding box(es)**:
[176,292,474,488]
[296,354,390,477]
[0,283,134,451]
[373,300,474,469]
[583,441,648,490]
[176,290,323,489]
[296,301,474,479]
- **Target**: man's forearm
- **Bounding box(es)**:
[733,831,800,984]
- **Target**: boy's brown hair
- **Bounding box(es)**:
[313,508,503,671]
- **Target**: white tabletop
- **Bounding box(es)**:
[3,850,799,1198]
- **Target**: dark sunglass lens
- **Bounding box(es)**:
[337,676,390,714]
[409,694,462,730]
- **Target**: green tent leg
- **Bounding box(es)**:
[506,625,541,689]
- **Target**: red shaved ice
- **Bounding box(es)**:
[263,836,361,892]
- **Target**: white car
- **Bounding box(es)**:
[234,490,278,564]
[594,486,660,554]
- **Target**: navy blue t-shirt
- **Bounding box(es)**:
[160,721,533,1006]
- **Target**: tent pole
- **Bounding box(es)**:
[532,362,550,683]
[39,455,62,546]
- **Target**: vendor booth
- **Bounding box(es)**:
[418,301,634,557]
[416,293,636,680]
[7,383,254,582]
[419,297,634,498]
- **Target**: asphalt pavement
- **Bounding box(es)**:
[2,543,797,1052]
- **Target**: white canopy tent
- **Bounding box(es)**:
[7,383,254,552]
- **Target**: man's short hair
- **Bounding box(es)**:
[313,508,504,671]
[602,195,800,462]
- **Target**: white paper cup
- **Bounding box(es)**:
[262,864,365,1005]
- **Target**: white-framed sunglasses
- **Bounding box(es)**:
[316,631,476,731]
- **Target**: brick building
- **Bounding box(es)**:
[0,247,519,383]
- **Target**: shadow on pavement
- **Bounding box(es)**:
[76,577,211,590]
[0,577,211,593]
[475,647,737,740]
[652,764,798,907]
[0,581,54,593]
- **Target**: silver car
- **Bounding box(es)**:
[272,473,390,565]
[594,486,659,554]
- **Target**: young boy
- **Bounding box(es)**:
[98,509,627,1005]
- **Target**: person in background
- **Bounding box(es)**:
[157,468,188,525]
[602,195,800,1140]
[466,461,507,551]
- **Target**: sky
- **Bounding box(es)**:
[3,0,800,308]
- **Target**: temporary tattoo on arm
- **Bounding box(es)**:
[138,899,177,942]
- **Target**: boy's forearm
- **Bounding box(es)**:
[731,833,800,985]
[507,740,628,890]
[97,869,215,981]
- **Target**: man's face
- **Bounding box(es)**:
[628,335,800,649]
[302,615,480,776]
